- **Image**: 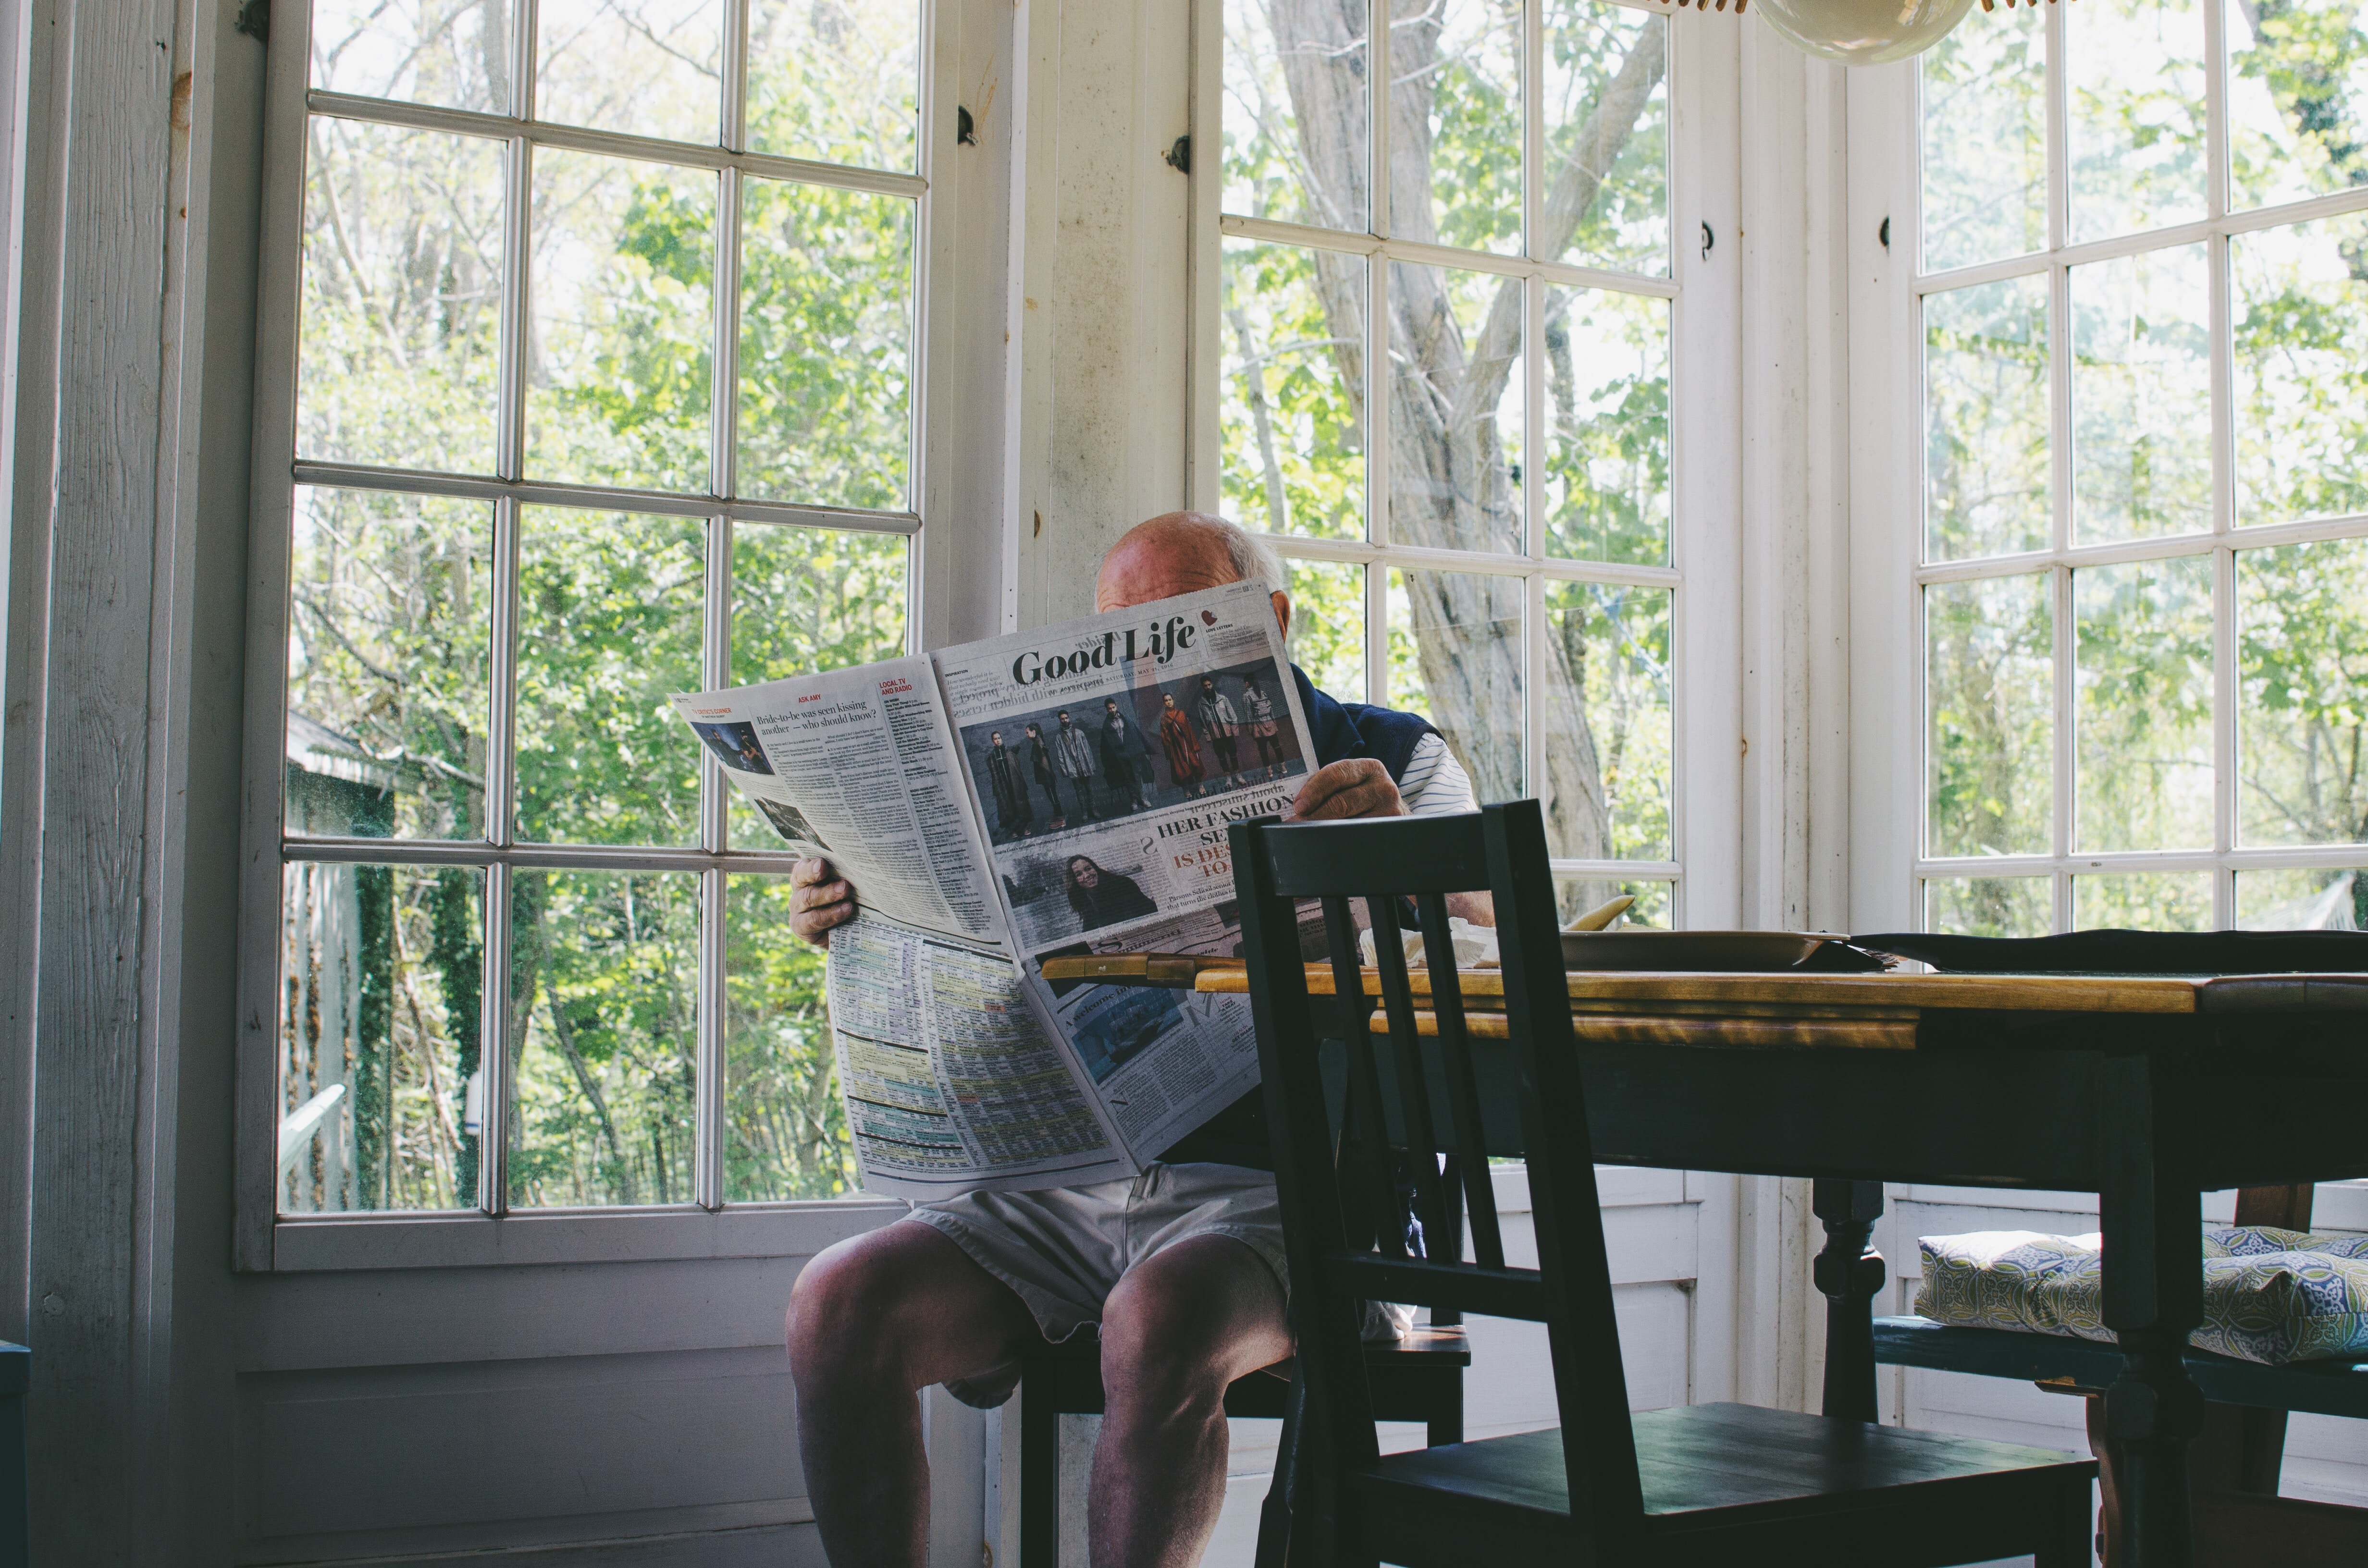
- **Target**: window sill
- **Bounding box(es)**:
[265,1198,908,1273]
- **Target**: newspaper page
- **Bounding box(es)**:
[930,581,1319,1160]
[821,910,1130,1198]
[671,658,1000,945]
[672,660,1131,1197]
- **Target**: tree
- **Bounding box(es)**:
[1224,0,1673,906]
[284,0,921,1209]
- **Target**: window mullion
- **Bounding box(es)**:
[517,0,541,123]
[2203,0,2229,223]
[2054,562,2075,931]
[498,135,531,483]
[697,868,727,1210]
[714,167,743,502]
[2213,542,2236,923]
[478,862,513,1215]
[723,0,751,152]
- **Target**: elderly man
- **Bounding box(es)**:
[783,513,1483,1568]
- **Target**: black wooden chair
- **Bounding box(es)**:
[1229,799,2100,1566]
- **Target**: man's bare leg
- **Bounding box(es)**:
[787,1222,1040,1568]
[1091,1235,1294,1568]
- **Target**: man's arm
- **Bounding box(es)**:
[790,857,857,947]
[1284,748,1493,926]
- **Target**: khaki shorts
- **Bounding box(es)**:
[906,1161,1408,1409]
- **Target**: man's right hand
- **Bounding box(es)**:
[790,858,857,947]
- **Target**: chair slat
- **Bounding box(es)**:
[1260,815,1492,897]
[1414,889,1506,1271]
[1322,894,1404,1260]
[1366,890,1452,1257]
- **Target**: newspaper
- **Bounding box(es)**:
[671,582,1318,1198]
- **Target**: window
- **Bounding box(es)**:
[249,0,927,1240]
[1209,0,1684,925]
[1912,0,2368,933]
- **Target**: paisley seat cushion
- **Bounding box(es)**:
[1913,1226,2368,1366]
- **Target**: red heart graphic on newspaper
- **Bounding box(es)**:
[1200,610,1218,627]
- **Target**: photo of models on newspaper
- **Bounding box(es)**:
[690,719,773,774]
[958,656,1306,846]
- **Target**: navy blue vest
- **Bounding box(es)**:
[1152,668,1440,1170]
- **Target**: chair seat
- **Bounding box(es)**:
[1873,1313,2368,1420]
[1353,1404,2095,1564]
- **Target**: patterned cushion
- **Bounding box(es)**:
[1914,1227,2368,1366]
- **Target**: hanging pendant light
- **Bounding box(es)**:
[1750,0,1978,64]
[1650,0,2063,66]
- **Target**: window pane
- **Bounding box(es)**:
[1926,876,2054,937]
[529,152,715,491]
[2071,244,2212,543]
[1924,275,2051,562]
[2072,871,2212,929]
[1388,569,1523,806]
[280,863,484,1213]
[1542,2,1668,276]
[535,0,724,146]
[2238,536,2368,847]
[2067,0,2208,242]
[515,509,707,847]
[1389,0,1522,253]
[300,120,504,475]
[1920,14,2047,272]
[2232,212,2368,528]
[738,179,914,509]
[309,0,511,112]
[747,0,921,172]
[1544,286,1668,565]
[1221,240,1368,541]
[1389,261,1524,553]
[1284,557,1366,705]
[2236,866,2366,929]
[1222,0,1369,231]
[726,874,859,1200]
[1557,876,1674,930]
[2075,555,2216,852]
[507,869,702,1208]
[287,487,493,843]
[1926,574,2053,858]
[2227,0,2368,213]
[1542,581,1670,863]
[730,524,911,849]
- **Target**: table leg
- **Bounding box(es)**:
[1812,1178,1886,1424]
[2101,1057,2205,1568]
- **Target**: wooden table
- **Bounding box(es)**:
[1041,956,2368,1568]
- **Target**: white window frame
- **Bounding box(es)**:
[233,0,963,1272]
[1183,0,1746,927]
[1849,4,2368,937]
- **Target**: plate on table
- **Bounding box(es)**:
[1560,930,1840,972]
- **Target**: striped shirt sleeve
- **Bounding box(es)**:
[1397,734,1477,816]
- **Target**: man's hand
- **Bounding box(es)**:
[790,858,857,947]
[1283,758,1405,822]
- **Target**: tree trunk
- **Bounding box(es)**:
[1264,0,1666,859]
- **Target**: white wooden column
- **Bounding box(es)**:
[1731,23,1858,1417]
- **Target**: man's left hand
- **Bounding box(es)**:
[1283,758,1404,822]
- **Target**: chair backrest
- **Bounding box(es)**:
[1228,800,1643,1555]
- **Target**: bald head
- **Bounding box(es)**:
[1096,512,1292,638]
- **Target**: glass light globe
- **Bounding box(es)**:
[1752,0,1977,65]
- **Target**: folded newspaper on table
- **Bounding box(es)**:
[670,582,1317,1198]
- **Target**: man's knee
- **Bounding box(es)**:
[787,1237,913,1384]
[1099,1243,1284,1419]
